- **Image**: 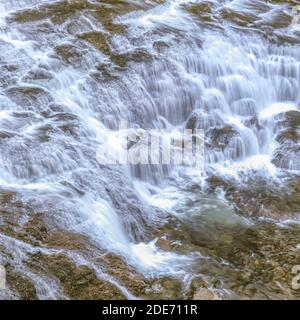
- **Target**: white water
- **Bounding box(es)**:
[0,0,299,298]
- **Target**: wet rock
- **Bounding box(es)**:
[261,8,293,29]
[144,277,183,300]
[10,0,140,34]
[28,253,126,300]
[0,191,36,241]
[23,68,53,81]
[184,2,214,23]
[193,288,219,300]
[272,145,300,170]
[190,276,208,290]
[79,32,151,67]
[40,104,66,115]
[273,120,300,170]
[207,125,239,149]
[46,231,88,251]
[276,128,300,144]
[186,110,223,131]
[243,116,262,130]
[5,86,53,109]
[226,177,300,220]
[0,202,89,251]
[221,9,255,27]
[17,215,48,245]
[186,110,202,130]
[6,269,38,300]
[79,32,111,56]
[188,276,212,300]
[0,130,15,140]
[155,238,173,251]
[0,202,149,299]
[206,175,233,192]
[206,174,300,221]
[12,0,93,25]
[180,216,300,299]
[91,1,142,34]
[282,110,300,128]
[218,234,234,244]
[153,40,170,53]
[96,253,148,296]
[55,44,85,64]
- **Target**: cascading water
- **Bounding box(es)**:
[0,0,300,300]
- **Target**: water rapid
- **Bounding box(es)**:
[0,0,300,299]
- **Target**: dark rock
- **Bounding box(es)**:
[280,110,300,129]
[206,175,233,192]
[273,122,300,170]
[207,125,238,149]
[272,146,300,170]
[276,128,300,144]
[5,86,53,109]
[186,111,201,130]
[243,116,262,130]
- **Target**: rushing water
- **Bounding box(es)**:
[0,0,300,299]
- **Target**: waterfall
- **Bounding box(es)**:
[0,0,299,299]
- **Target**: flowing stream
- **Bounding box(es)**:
[0,0,300,300]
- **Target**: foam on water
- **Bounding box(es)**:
[0,2,6,30]
[85,198,193,276]
[133,0,199,27]
[259,102,297,120]
[212,154,278,179]
[133,180,179,210]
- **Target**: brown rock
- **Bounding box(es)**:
[145,277,183,300]
[193,288,219,300]
[28,253,126,300]
[6,270,38,300]
[155,238,172,251]
[97,253,148,296]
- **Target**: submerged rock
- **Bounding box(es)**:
[273,110,300,170]
[207,125,239,149]
[5,86,53,110]
[207,175,300,220]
